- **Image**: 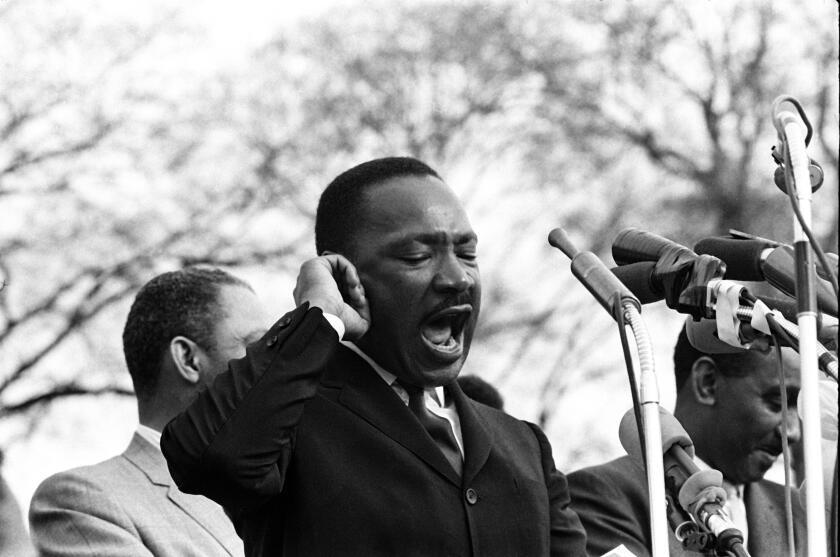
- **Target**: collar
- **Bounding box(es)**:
[136,424,162,451]
[342,341,447,406]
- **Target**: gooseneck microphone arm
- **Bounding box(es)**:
[548,228,670,557]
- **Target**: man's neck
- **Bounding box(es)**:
[342,341,448,405]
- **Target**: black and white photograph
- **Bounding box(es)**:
[0,0,837,555]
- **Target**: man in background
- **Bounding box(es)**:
[568,320,806,556]
[29,267,267,556]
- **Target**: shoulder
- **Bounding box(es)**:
[469,400,526,427]
[35,453,129,487]
[30,440,158,512]
[568,456,644,500]
[750,477,804,514]
[28,456,145,540]
[468,402,548,452]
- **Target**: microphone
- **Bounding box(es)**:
[619,408,746,551]
[612,228,696,266]
[548,228,640,317]
[694,237,838,316]
[608,230,726,319]
[619,406,698,493]
[610,262,661,304]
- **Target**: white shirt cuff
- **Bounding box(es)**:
[322,312,345,340]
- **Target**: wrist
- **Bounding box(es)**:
[322,312,346,340]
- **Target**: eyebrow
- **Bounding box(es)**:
[403,232,478,245]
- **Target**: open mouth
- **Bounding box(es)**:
[754,446,781,465]
[758,446,781,458]
[420,304,473,360]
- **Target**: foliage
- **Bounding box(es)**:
[0,0,836,472]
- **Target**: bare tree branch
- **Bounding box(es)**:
[0,283,136,393]
[0,384,134,418]
[0,118,116,180]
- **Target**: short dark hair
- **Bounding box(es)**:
[673,325,753,391]
[314,157,441,256]
[122,267,250,401]
[457,374,504,410]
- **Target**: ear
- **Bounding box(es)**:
[169,336,202,384]
[690,356,719,406]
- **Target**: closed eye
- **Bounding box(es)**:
[399,253,431,263]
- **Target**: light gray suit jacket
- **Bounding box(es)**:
[29,433,244,557]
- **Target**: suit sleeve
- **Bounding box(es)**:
[567,464,651,557]
[161,304,339,515]
[29,472,153,557]
[525,422,588,557]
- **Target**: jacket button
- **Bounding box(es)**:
[278,316,292,328]
[465,488,478,505]
[266,335,279,347]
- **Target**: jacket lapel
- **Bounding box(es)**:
[744,480,803,557]
[327,345,461,486]
[448,380,491,485]
[123,433,240,556]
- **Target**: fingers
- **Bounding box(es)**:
[293,257,342,311]
[293,254,371,340]
[328,254,366,308]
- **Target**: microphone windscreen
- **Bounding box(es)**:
[618,406,695,465]
[611,262,662,304]
[693,237,771,281]
[612,228,689,265]
[763,247,838,316]
[677,469,724,514]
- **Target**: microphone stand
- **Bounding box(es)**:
[547,228,669,557]
[623,303,671,557]
[773,95,828,556]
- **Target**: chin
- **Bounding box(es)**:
[414,363,463,388]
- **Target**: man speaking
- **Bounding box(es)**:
[161,157,587,556]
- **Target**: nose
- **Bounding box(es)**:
[432,253,471,293]
[779,410,801,445]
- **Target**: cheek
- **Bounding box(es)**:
[735,405,779,443]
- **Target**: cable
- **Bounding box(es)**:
[613,292,646,470]
[780,142,840,299]
[769,323,797,557]
[756,308,838,383]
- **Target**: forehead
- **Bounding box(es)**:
[728,348,801,390]
[357,174,473,234]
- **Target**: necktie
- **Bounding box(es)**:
[403,385,463,477]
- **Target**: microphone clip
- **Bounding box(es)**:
[770,96,823,194]
[771,144,824,194]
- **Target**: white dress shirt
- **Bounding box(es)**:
[341,341,465,457]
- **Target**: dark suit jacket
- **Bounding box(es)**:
[161,305,587,556]
[29,434,243,557]
[567,455,806,557]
